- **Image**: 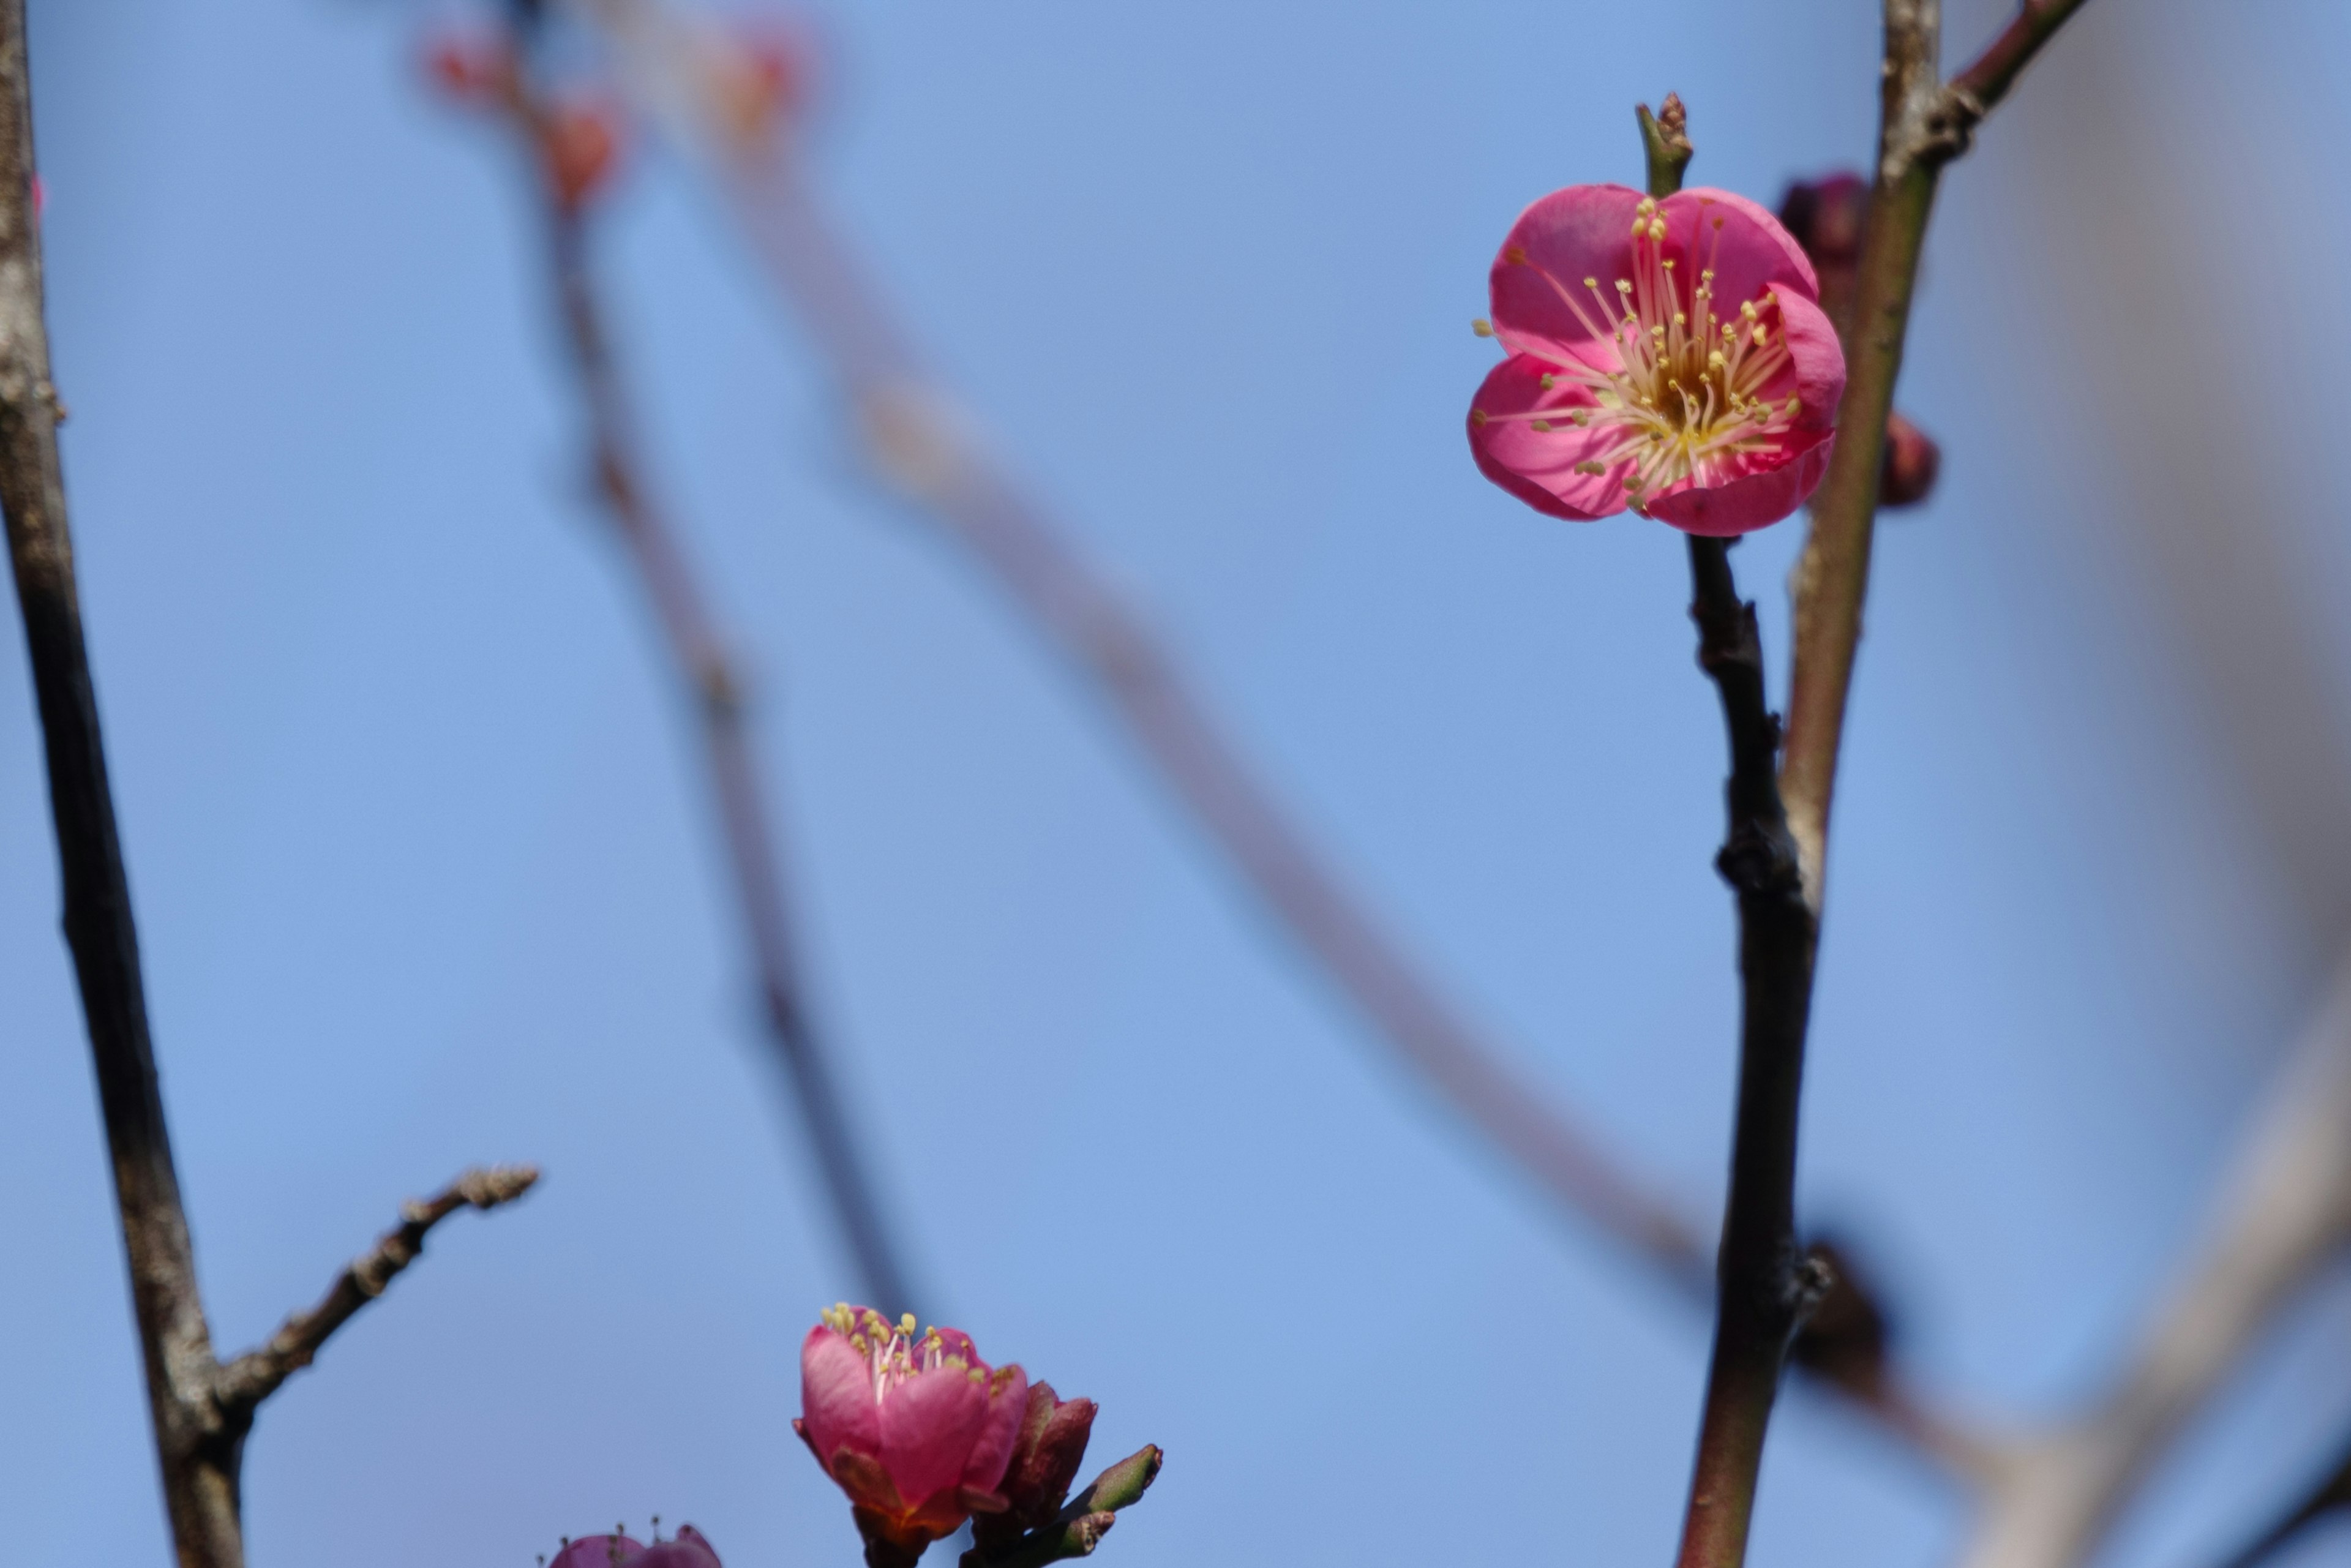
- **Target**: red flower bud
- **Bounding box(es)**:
[548,1526,721,1568]
[1878,410,1941,509]
[970,1382,1100,1556]
[543,100,623,212]
[422,31,516,105]
[1776,173,1870,272]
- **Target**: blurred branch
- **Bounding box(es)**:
[569,0,1712,1298]
[1780,0,2094,911]
[214,1165,539,1416]
[1952,962,2351,1568]
[2210,1424,2351,1568]
[484,24,920,1316]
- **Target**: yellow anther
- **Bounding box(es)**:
[1531,419,1553,432]
[901,1313,918,1336]
[1708,351,1727,370]
[1574,460,1604,475]
[1674,312,1687,326]
[1783,395,1801,416]
[1635,197,1657,215]
[1752,326,1768,346]
[1739,301,1758,321]
[1583,276,1598,289]
[1569,410,1591,427]
[1661,258,1676,271]
[1472,318,1494,337]
[1701,268,1715,281]
[1505,246,1528,265]
[1539,373,1556,390]
[1615,279,1633,293]
[1649,219,1667,241]
[1471,408,1489,427]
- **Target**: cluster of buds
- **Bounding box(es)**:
[546,1523,722,1568]
[421,25,625,214]
[798,1305,1163,1568]
[1776,173,1941,509]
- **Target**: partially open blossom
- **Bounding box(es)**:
[797,1304,1029,1567]
[548,1526,722,1568]
[543,99,623,212]
[1467,183,1845,535]
[971,1382,1100,1555]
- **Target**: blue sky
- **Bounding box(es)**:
[6,1,2351,1566]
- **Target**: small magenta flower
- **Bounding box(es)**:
[796,1304,1029,1567]
[547,1525,722,1568]
[1467,184,1845,535]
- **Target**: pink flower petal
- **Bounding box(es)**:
[1466,354,1632,522]
[1661,187,1818,315]
[1487,183,1644,369]
[1769,284,1845,430]
[800,1324,881,1466]
[878,1363,993,1514]
[549,1537,644,1568]
[637,1527,724,1568]
[1648,429,1834,536]
[960,1364,1030,1493]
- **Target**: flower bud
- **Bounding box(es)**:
[422,31,516,105]
[711,27,812,147]
[796,1305,1029,1568]
[543,100,623,212]
[1776,173,1869,272]
[970,1383,1100,1555]
[1878,411,1941,509]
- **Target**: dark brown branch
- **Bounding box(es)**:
[0,5,246,1561]
[1780,0,2094,912]
[1674,533,1824,1568]
[1638,98,1827,1568]
[495,39,918,1316]
[214,1165,539,1415]
[2212,1426,2351,1568]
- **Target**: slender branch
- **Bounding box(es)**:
[214,1165,540,1415]
[1952,962,2351,1568]
[490,31,919,1316]
[1779,0,2093,912]
[1658,90,1828,1566]
[0,5,248,1559]
[2210,1424,2351,1568]
[962,1445,1164,1568]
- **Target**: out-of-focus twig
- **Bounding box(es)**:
[3,8,536,1561]
[478,20,919,1316]
[1952,962,2351,1568]
[570,0,1712,1294]
[1780,0,2093,912]
[2210,1424,2351,1568]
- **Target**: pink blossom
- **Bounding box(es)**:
[1466,184,1845,535]
[796,1305,1029,1566]
[547,1526,722,1568]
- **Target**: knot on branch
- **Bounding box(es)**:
[1714,820,1802,898]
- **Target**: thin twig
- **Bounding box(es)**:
[1779,0,2093,912]
[569,0,1709,1292]
[1644,88,1829,1568]
[2210,1423,2351,1568]
[492,28,919,1316]
[214,1165,540,1414]
[1952,962,2351,1568]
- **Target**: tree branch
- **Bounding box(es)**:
[1654,94,1829,1568]
[1780,0,2094,912]
[214,1165,540,1416]
[488,28,920,1317]
[0,4,246,1558]
[2210,1423,2351,1568]
[1952,962,2351,1568]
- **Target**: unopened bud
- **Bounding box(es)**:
[543,100,623,212]
[971,1384,1100,1556]
[1776,173,1869,271]
[1878,411,1941,509]
[422,30,516,105]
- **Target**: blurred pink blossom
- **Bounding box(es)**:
[547,1525,722,1568]
[1468,184,1845,535]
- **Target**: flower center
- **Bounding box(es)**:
[1480,195,1802,505]
[822,1303,986,1400]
